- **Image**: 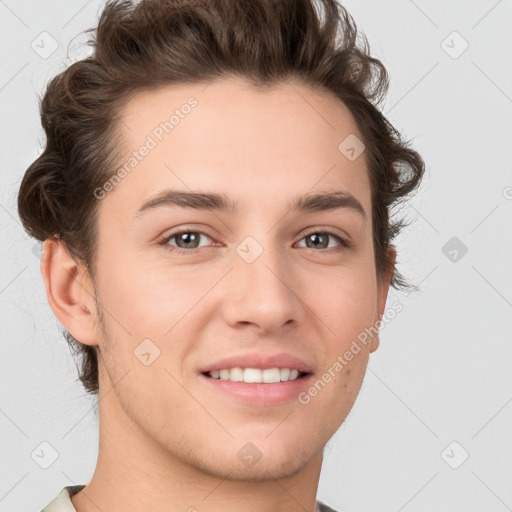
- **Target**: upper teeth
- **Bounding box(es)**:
[208,367,302,383]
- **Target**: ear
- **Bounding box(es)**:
[40,238,98,346]
[369,245,397,353]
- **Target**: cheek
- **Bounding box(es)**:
[96,254,210,338]
[312,265,379,343]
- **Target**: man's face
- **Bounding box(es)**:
[89,77,391,480]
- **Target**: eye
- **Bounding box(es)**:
[157,228,351,255]
[295,230,351,250]
[158,230,214,253]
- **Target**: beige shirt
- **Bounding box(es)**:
[40,485,340,512]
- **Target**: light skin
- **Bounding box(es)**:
[42,77,395,512]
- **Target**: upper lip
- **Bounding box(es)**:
[199,352,314,374]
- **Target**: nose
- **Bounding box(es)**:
[220,242,306,334]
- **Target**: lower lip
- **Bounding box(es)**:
[199,373,314,406]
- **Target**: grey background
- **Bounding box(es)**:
[1,0,511,511]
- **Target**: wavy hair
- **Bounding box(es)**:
[18,0,425,395]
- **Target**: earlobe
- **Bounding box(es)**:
[371,246,397,353]
[378,245,396,309]
[40,238,98,346]
[370,335,380,353]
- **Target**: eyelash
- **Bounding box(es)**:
[157,228,352,255]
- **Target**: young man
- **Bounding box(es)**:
[18,0,424,511]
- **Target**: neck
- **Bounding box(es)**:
[71,381,323,512]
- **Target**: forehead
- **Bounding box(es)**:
[104,77,371,217]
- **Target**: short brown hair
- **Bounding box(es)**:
[17,0,425,395]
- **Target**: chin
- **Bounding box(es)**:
[219,448,314,482]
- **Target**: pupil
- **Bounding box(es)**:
[307,233,327,249]
[179,232,198,248]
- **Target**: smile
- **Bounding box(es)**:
[205,367,308,383]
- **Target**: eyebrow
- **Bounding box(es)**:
[135,189,367,220]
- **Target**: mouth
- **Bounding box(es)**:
[199,368,314,406]
[202,367,310,383]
